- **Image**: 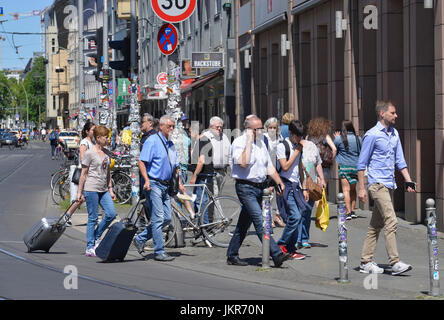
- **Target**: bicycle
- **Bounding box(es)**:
[141,182,242,250]
[110,154,132,205]
[8,138,28,150]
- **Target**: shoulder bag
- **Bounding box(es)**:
[157,133,180,196]
[299,154,323,201]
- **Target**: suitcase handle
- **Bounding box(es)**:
[121,199,145,227]
[55,200,81,227]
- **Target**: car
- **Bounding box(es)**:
[58,131,80,149]
[0,132,18,147]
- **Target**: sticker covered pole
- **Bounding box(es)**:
[425,199,440,297]
[337,193,350,283]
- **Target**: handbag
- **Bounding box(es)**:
[300,157,323,201]
[158,133,180,196]
[315,189,329,231]
[71,167,82,185]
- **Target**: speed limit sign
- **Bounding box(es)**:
[151,0,197,23]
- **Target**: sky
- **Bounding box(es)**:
[0,0,54,71]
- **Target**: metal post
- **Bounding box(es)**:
[98,0,111,128]
[426,199,440,297]
[78,0,86,131]
[337,193,350,283]
[261,188,272,269]
[69,165,78,204]
[129,0,140,206]
[111,0,117,148]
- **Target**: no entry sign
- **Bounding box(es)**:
[157,23,178,55]
[151,0,197,23]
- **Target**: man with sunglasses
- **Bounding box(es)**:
[226,115,290,267]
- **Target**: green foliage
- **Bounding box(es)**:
[0,56,46,125]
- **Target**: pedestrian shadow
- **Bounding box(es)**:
[27,251,68,255]
[310,243,328,248]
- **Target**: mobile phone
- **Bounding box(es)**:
[276,184,283,194]
[405,182,416,191]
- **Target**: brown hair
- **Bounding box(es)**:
[375,100,394,119]
[93,125,110,139]
[307,117,332,138]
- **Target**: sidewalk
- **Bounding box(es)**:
[63,178,444,300]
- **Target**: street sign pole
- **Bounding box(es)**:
[129,0,141,206]
[111,0,117,148]
[99,0,111,128]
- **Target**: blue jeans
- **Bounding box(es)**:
[84,191,117,250]
[298,199,315,244]
[135,180,172,255]
[227,183,282,258]
[277,190,302,253]
[194,176,212,224]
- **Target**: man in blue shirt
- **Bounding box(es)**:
[132,115,185,262]
[357,101,416,276]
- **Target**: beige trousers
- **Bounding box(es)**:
[361,183,400,266]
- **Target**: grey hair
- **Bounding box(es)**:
[264,117,281,135]
[159,115,174,125]
[375,100,394,119]
[142,113,154,122]
[244,115,260,128]
[209,116,223,127]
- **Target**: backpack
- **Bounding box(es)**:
[49,130,57,141]
[311,136,334,168]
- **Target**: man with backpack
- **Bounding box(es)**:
[49,127,60,160]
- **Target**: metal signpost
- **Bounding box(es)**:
[261,188,272,269]
[425,199,440,297]
[337,193,350,283]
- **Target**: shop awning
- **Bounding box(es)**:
[292,0,328,15]
[181,68,224,93]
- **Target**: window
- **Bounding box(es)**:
[53,96,56,110]
[240,0,251,5]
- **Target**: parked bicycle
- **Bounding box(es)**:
[141,182,242,250]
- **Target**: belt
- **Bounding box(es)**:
[148,176,169,186]
[235,179,268,189]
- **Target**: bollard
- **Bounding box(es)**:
[337,193,350,283]
[261,188,272,269]
[425,199,440,297]
[69,165,78,205]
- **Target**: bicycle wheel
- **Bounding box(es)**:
[20,141,28,150]
[8,144,14,150]
[112,171,132,204]
[199,196,242,248]
[50,169,66,190]
[52,175,65,205]
[142,207,178,250]
[58,174,71,203]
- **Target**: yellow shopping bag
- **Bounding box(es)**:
[315,189,329,231]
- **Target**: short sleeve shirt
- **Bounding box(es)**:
[301,140,322,181]
[276,138,301,184]
[82,149,110,192]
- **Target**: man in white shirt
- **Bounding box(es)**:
[226,115,290,267]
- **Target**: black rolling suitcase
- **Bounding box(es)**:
[95,199,143,262]
[23,201,81,253]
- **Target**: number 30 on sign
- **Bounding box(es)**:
[151,0,197,23]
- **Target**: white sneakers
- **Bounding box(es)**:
[360,261,413,275]
[360,261,384,274]
[85,248,96,257]
[391,261,413,276]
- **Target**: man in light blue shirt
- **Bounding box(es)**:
[133,115,185,262]
[357,101,416,276]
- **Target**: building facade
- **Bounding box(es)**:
[238,0,442,231]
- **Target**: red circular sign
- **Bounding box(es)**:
[151,0,197,23]
[157,23,178,55]
[157,72,168,85]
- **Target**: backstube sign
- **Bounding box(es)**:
[191,52,224,69]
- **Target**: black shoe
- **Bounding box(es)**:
[227,256,248,266]
[351,211,358,219]
[272,252,291,268]
[154,253,175,261]
[346,213,352,220]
